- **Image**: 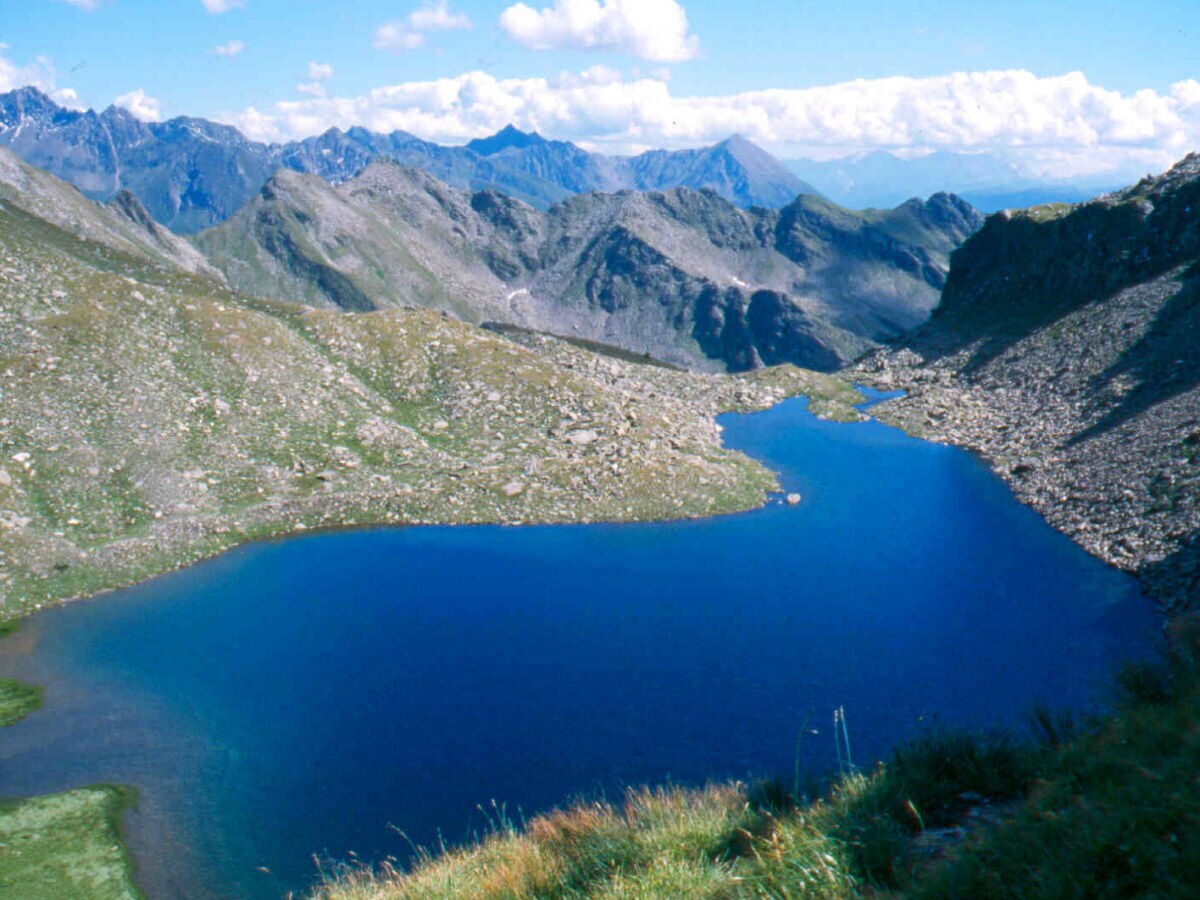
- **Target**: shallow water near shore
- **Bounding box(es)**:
[0,397,1160,898]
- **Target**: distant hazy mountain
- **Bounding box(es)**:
[193,160,980,371]
[0,87,819,233]
[789,150,1124,212]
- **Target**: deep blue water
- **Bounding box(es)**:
[0,397,1160,898]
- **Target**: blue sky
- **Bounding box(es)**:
[2,0,1199,174]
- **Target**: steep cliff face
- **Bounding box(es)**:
[859,153,1200,608]
[195,161,979,372]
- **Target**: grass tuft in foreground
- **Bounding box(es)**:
[915,626,1200,899]
[312,625,1200,899]
[308,728,1035,899]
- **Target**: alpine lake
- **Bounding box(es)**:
[0,392,1161,898]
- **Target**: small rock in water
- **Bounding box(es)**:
[785,492,802,506]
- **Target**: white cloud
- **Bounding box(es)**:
[201,0,244,13]
[409,0,472,31]
[225,68,1200,179]
[59,0,101,9]
[0,49,58,94]
[373,1,473,53]
[373,25,426,52]
[211,40,245,58]
[296,82,326,98]
[307,62,334,81]
[113,88,162,122]
[499,0,699,63]
[50,87,84,110]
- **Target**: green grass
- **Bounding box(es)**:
[0,679,42,727]
[1022,202,1075,223]
[914,629,1200,899]
[0,786,140,899]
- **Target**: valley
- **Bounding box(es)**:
[0,67,1195,900]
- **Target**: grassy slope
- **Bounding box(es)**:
[0,199,861,621]
[312,632,1200,899]
[0,787,139,900]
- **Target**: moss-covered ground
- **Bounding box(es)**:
[0,678,41,727]
[0,786,139,900]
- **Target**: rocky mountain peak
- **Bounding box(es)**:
[466,124,547,156]
[0,85,58,123]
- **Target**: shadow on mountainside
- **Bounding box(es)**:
[1138,530,1200,612]
[1070,265,1200,444]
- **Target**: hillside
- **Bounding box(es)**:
[0,158,860,618]
[856,152,1200,609]
[0,147,218,278]
[0,87,818,232]
[194,161,981,372]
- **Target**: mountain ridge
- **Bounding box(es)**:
[192,157,981,372]
[0,87,819,233]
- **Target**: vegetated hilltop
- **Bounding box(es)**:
[194,160,981,372]
[856,152,1200,609]
[0,149,860,618]
[0,87,816,232]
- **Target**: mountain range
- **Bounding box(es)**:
[0,87,817,234]
[191,160,981,371]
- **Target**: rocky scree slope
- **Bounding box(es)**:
[855,152,1200,610]
[0,164,861,618]
[194,161,981,372]
[0,87,816,232]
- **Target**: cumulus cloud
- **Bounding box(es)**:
[308,61,334,81]
[0,47,85,109]
[499,0,698,63]
[113,88,162,121]
[373,1,473,53]
[222,69,1200,178]
[0,48,58,94]
[202,0,244,13]
[211,40,245,58]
